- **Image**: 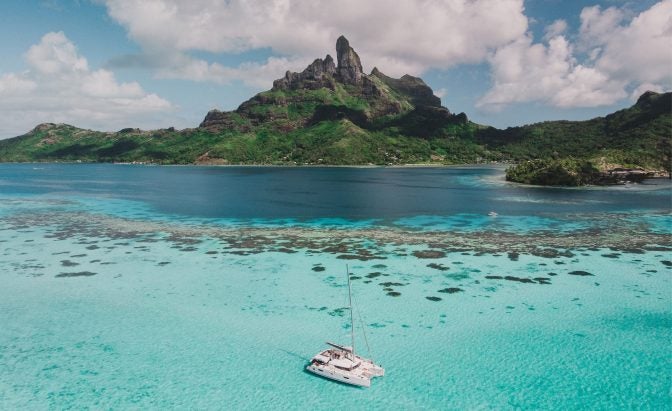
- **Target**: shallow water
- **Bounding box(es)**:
[0,164,670,410]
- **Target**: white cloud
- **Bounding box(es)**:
[25,31,89,74]
[142,52,313,89]
[544,19,567,41]
[478,1,672,110]
[552,65,626,107]
[591,1,672,85]
[578,5,625,50]
[102,0,528,82]
[0,31,174,138]
[81,69,144,97]
[477,33,625,109]
[107,50,312,88]
[0,73,37,95]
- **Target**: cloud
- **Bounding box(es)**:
[168,55,308,89]
[578,5,625,50]
[590,2,672,85]
[108,50,313,88]
[434,88,448,99]
[26,31,89,74]
[0,73,37,95]
[477,34,627,109]
[0,32,174,138]
[102,0,528,82]
[544,19,567,41]
[478,1,672,110]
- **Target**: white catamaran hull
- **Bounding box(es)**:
[306,363,371,387]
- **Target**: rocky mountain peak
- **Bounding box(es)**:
[203,35,456,131]
[636,90,660,106]
[371,68,441,108]
[272,54,336,91]
[335,35,363,85]
[32,123,59,132]
[271,35,366,90]
[631,90,671,117]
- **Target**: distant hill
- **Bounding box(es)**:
[0,36,669,175]
[477,90,671,169]
[491,90,671,184]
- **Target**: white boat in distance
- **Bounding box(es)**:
[306,266,385,387]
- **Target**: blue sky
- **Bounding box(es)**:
[0,0,669,138]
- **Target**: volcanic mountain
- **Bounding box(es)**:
[0,35,669,173]
[199,35,468,138]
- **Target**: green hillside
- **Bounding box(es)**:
[0,36,669,183]
[495,91,671,185]
[0,119,486,166]
[477,91,671,170]
[0,36,485,166]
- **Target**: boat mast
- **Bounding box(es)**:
[347,264,355,359]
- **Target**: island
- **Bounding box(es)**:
[0,36,669,185]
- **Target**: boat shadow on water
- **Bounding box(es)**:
[278,348,311,362]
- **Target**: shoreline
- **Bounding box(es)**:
[0,160,510,169]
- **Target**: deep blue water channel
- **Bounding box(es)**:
[1,164,670,221]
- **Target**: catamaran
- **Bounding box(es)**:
[306,266,385,387]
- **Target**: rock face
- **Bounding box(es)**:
[272,55,337,90]
[200,109,251,133]
[200,109,229,130]
[271,36,367,92]
[271,35,366,90]
[633,89,672,115]
[200,35,464,131]
[335,35,363,85]
[371,67,441,108]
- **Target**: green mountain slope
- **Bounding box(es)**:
[477,91,671,169]
[0,36,669,173]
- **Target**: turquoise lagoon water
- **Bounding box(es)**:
[0,164,670,410]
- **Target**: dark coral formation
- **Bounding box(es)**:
[485,275,552,285]
[412,250,446,259]
[438,288,463,294]
[56,271,97,277]
[568,270,594,276]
